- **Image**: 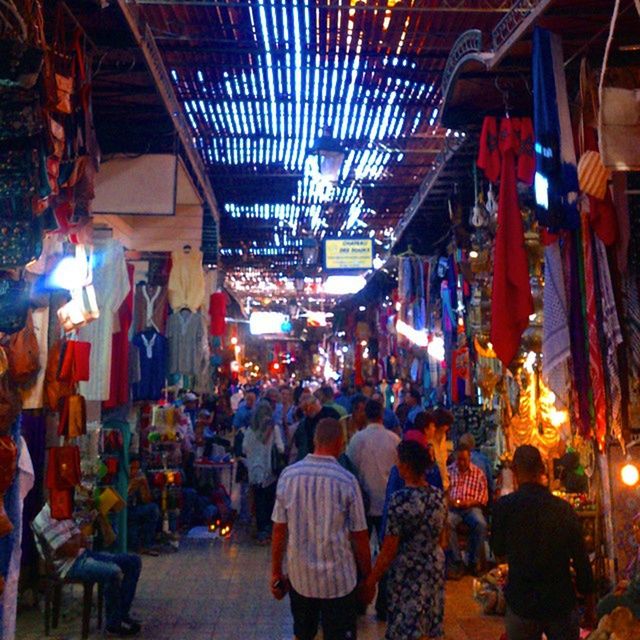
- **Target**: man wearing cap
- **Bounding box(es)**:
[491,444,595,640]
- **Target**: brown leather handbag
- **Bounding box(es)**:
[6,310,39,385]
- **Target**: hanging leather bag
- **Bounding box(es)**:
[6,309,40,385]
[598,0,640,171]
[45,6,75,116]
[58,393,86,437]
[0,365,22,435]
[44,340,73,411]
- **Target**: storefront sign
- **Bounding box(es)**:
[323,238,373,271]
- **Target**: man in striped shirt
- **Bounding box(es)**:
[271,418,371,640]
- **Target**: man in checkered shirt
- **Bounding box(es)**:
[446,441,489,578]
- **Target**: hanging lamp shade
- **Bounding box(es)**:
[311,129,345,184]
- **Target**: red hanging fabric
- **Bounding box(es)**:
[517,117,536,185]
[581,213,608,451]
[103,263,134,409]
[209,291,228,337]
[477,116,500,182]
[490,118,534,366]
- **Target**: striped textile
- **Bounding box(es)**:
[594,235,624,443]
[542,241,571,409]
[272,454,367,599]
[32,504,83,578]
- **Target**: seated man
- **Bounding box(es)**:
[127,457,161,556]
[33,503,142,637]
[447,442,489,578]
[598,512,640,620]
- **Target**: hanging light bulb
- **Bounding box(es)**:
[621,462,640,487]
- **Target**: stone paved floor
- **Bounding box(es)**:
[15,531,504,640]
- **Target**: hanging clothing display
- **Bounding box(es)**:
[132,330,168,402]
[168,248,205,312]
[542,240,571,409]
[1,436,33,640]
[134,283,168,334]
[532,27,579,231]
[78,240,130,401]
[209,291,228,337]
[104,263,135,409]
[167,310,206,377]
[489,118,534,366]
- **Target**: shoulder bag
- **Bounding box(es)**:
[598,0,640,170]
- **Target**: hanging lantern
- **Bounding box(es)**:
[311,127,345,184]
[294,269,305,295]
[302,236,319,266]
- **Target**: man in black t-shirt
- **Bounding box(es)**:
[491,445,595,640]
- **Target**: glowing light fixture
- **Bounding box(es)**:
[427,336,446,362]
[249,312,289,335]
[323,275,367,295]
[396,319,428,348]
[621,462,640,487]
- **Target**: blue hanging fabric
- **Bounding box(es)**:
[532,27,579,231]
[0,416,22,634]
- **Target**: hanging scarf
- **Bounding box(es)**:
[542,239,571,409]
[594,235,623,444]
[490,118,534,366]
[478,116,500,183]
[532,28,579,231]
[581,213,608,450]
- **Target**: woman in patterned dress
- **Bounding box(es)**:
[363,440,447,640]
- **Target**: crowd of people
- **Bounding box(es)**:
[229,380,597,640]
[28,379,604,639]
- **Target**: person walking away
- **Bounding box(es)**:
[346,399,400,542]
[33,503,142,637]
[362,441,447,640]
[371,391,400,434]
[491,444,595,639]
[271,418,371,640]
[374,420,443,622]
[447,442,488,578]
[127,457,161,556]
[243,389,284,544]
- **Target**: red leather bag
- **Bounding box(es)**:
[57,340,91,383]
[46,445,81,490]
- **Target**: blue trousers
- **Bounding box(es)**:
[128,502,160,551]
[67,551,141,628]
[447,507,487,567]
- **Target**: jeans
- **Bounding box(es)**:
[67,551,141,629]
[505,606,580,640]
[252,482,276,539]
[128,502,160,551]
[238,481,251,523]
[447,507,487,567]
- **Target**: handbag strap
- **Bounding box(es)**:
[599,0,640,101]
